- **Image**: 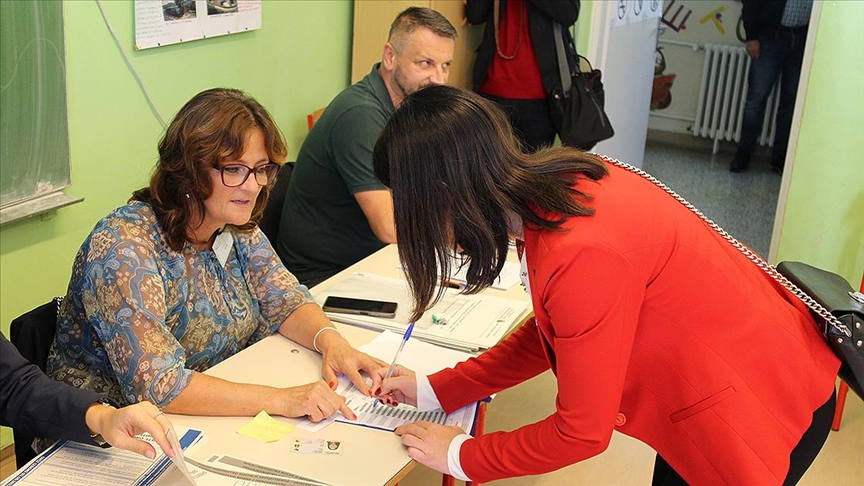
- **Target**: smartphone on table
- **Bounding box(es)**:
[322,296,398,318]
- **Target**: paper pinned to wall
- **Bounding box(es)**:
[135,0,262,50]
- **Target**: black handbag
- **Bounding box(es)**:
[601,156,864,400]
[550,22,614,150]
[776,262,864,399]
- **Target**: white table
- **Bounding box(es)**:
[162,244,531,485]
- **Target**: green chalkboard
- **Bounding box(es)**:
[0,0,71,214]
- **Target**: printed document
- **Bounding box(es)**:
[299,331,479,433]
[2,429,203,486]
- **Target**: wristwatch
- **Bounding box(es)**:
[89,397,115,447]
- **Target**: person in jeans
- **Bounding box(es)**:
[730,0,812,173]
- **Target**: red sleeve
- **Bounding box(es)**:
[429,318,549,413]
[457,242,645,482]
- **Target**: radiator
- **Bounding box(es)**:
[692,44,780,154]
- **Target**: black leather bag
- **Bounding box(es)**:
[550,23,614,150]
[777,262,864,399]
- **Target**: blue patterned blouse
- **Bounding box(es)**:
[47,201,310,407]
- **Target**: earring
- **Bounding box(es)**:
[185,193,190,199]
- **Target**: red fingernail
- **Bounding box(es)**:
[329,381,336,389]
[373,387,381,396]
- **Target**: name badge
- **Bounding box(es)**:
[519,250,531,296]
[213,230,233,268]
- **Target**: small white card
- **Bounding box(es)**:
[213,230,233,268]
[291,438,343,455]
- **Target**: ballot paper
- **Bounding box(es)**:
[181,454,331,486]
[1,429,203,486]
[297,331,479,433]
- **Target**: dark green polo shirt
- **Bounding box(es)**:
[277,64,394,285]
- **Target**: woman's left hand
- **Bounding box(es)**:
[394,421,464,474]
[319,336,387,396]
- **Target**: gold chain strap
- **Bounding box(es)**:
[600,155,852,339]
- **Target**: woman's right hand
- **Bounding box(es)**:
[277,380,357,422]
[374,365,418,407]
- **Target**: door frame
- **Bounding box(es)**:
[585,0,821,263]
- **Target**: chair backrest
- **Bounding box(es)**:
[10,297,61,468]
[259,162,295,244]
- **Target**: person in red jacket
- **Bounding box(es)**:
[467,0,580,152]
[371,85,839,485]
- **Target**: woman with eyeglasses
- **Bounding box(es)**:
[47,88,385,421]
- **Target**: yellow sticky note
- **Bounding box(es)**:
[236,410,295,443]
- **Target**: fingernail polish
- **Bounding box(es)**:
[329,380,336,389]
[373,387,381,396]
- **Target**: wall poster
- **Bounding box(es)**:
[135,0,262,50]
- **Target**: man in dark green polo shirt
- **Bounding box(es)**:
[277,7,457,286]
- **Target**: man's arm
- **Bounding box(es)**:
[740,1,762,59]
[0,333,98,443]
[355,190,397,243]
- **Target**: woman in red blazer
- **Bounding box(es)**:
[371,85,840,485]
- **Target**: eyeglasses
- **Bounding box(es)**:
[214,163,280,187]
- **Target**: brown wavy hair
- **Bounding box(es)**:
[132,88,288,251]
[373,85,608,322]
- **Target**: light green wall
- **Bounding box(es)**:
[575,0,592,54]
[775,1,864,285]
[0,0,353,449]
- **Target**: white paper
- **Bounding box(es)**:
[182,454,330,486]
[134,0,263,50]
[294,414,336,433]
[446,258,522,291]
[2,429,203,486]
[398,253,522,290]
[212,230,233,268]
[166,427,197,485]
[320,273,528,351]
[344,332,477,432]
[338,392,475,433]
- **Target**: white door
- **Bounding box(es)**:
[587,0,663,167]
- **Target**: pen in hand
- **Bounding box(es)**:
[375,322,415,408]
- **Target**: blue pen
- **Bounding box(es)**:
[375,322,415,408]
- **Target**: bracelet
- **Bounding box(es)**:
[313,327,341,353]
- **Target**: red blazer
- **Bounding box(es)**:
[429,162,839,484]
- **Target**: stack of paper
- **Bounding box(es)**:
[318,273,529,352]
[2,429,204,486]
